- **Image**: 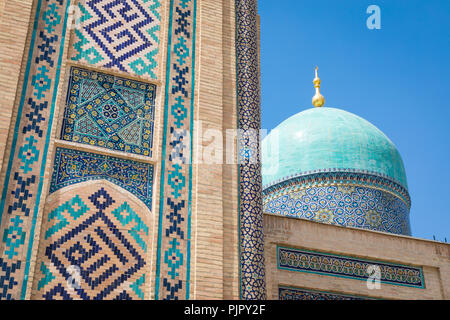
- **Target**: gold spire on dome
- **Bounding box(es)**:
[312,66,325,107]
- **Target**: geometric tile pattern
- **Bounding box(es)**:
[1,215,27,300]
[263,170,411,208]
[60,67,156,157]
[70,0,161,80]
[0,258,22,300]
[264,174,411,235]
[50,148,154,210]
[279,287,367,300]
[0,0,71,300]
[236,0,266,299]
[32,187,149,300]
[278,246,425,288]
[154,0,197,300]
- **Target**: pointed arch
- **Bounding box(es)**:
[31,180,152,300]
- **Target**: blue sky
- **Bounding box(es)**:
[259,0,450,241]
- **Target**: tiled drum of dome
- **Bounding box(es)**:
[32,185,150,300]
[70,0,162,80]
[265,185,410,235]
[263,173,411,235]
[60,67,156,156]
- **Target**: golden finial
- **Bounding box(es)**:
[312,66,325,107]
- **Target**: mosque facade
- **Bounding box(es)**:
[0,0,448,300]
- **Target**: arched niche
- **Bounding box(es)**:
[31,180,152,300]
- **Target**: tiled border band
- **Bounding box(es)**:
[277,246,424,289]
[236,0,266,300]
[0,0,71,300]
[279,286,368,300]
[154,0,197,300]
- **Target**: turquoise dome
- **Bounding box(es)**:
[262,107,408,190]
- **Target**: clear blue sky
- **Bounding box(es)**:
[259,0,450,241]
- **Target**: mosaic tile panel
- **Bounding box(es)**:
[278,246,424,288]
[236,0,266,300]
[279,287,366,300]
[154,0,197,300]
[50,148,154,209]
[263,170,411,207]
[32,186,149,300]
[263,173,411,235]
[60,67,156,157]
[70,0,162,80]
[0,0,71,300]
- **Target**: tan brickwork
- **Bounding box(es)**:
[189,0,241,300]
[3,0,448,302]
[0,0,34,175]
[24,5,76,298]
[17,0,168,300]
[146,0,169,300]
[0,1,6,19]
[222,0,240,300]
[0,0,35,299]
[0,0,71,300]
[30,180,152,300]
[68,0,163,82]
[265,213,450,300]
[192,0,225,300]
[4,0,445,302]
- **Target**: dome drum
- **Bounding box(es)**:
[262,171,411,235]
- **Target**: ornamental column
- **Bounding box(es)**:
[235,0,266,300]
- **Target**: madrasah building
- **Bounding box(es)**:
[0,0,448,300]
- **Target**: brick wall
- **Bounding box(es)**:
[265,213,450,300]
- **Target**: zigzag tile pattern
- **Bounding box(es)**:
[70,0,161,80]
[32,186,149,300]
[0,0,71,300]
[154,0,196,300]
